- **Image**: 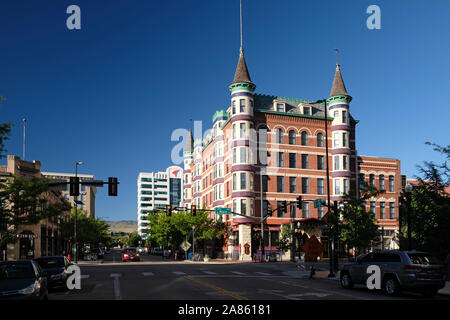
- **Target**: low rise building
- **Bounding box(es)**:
[42,172,97,218]
[0,155,71,261]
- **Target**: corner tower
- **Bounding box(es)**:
[327,63,353,202]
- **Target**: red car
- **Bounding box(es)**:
[122,247,140,262]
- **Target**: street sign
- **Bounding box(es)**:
[301,235,324,262]
[314,199,325,208]
[180,241,191,252]
[322,211,338,226]
[215,207,231,215]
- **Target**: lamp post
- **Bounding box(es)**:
[192,226,195,261]
[74,161,83,263]
[310,98,334,277]
[404,183,413,250]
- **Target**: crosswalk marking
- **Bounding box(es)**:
[142,272,154,276]
[201,271,216,275]
[255,272,271,276]
[80,275,90,279]
[231,271,246,275]
[173,271,186,275]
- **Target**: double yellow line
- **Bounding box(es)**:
[184,276,248,300]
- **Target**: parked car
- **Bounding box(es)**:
[90,248,104,259]
[34,256,71,288]
[122,247,140,262]
[0,260,49,300]
[340,250,447,297]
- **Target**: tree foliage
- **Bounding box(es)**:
[60,208,112,247]
[339,184,381,256]
[142,209,225,252]
[0,94,12,160]
[401,142,450,259]
[0,175,71,248]
[277,224,292,261]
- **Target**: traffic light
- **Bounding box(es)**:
[108,177,118,196]
[69,177,80,196]
[281,201,287,213]
[166,205,172,216]
[267,204,273,217]
[191,205,197,216]
[296,195,302,209]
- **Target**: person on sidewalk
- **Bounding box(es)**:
[309,265,316,279]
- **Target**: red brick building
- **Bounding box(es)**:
[181,46,402,260]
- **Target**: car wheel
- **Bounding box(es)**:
[384,277,400,296]
[340,272,354,289]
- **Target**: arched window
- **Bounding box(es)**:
[288,130,296,145]
[301,131,308,146]
[276,128,283,144]
[317,133,324,147]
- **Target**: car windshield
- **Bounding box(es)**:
[125,248,136,252]
[0,263,35,280]
[36,257,65,268]
[408,253,442,265]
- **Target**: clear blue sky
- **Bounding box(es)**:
[1,0,449,221]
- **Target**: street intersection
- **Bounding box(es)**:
[49,249,450,301]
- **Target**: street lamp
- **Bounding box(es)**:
[192,226,195,261]
[74,161,83,263]
[404,183,413,251]
[309,98,335,278]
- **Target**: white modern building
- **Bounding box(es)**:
[137,166,183,237]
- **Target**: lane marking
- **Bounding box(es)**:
[231,271,246,275]
[110,273,122,300]
[184,276,248,300]
[255,272,271,276]
[173,271,186,275]
[142,272,154,276]
[80,275,90,279]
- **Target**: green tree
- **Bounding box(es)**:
[0,175,71,250]
[143,209,225,256]
[401,142,450,259]
[0,94,12,160]
[60,209,112,247]
[277,224,291,261]
[339,184,381,257]
[126,231,141,247]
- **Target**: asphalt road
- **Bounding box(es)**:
[48,249,450,301]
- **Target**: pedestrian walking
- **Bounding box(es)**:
[309,265,316,279]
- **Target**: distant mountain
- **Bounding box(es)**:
[105,220,137,234]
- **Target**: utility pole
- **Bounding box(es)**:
[22,118,26,160]
[260,168,264,261]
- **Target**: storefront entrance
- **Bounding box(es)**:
[18,231,36,260]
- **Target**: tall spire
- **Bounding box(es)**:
[329,50,348,97]
[231,0,253,85]
[185,128,194,153]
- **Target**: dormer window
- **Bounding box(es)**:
[303,106,311,115]
[276,103,285,112]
